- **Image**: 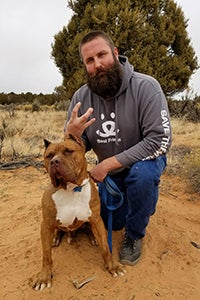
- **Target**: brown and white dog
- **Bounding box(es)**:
[30,134,124,291]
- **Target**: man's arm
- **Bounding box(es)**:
[89,156,123,182]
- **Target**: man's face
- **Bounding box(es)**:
[80,37,122,98]
[81,37,118,75]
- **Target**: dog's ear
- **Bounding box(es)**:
[44,139,51,149]
[68,134,85,149]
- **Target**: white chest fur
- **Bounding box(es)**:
[52,179,92,227]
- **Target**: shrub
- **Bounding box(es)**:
[166,145,191,175]
[168,96,200,122]
[182,149,200,195]
[32,99,41,112]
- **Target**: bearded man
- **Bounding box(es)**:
[64,31,172,266]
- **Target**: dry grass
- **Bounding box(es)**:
[0,109,66,159]
[166,118,200,194]
[182,149,200,194]
[171,117,200,148]
[0,109,199,194]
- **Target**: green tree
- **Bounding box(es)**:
[51,0,198,98]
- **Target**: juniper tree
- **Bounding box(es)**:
[51,0,198,99]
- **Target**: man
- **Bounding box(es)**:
[64,31,172,266]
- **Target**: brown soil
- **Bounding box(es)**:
[0,165,199,300]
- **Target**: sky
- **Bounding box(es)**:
[0,0,199,97]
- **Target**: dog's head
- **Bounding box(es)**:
[44,134,87,188]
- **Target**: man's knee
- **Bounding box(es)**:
[125,160,160,188]
[125,156,166,187]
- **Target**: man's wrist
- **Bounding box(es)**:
[101,156,123,173]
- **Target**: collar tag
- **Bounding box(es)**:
[73,186,82,192]
[72,177,89,192]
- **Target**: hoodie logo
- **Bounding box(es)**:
[96,113,121,144]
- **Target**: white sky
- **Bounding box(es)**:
[0,0,199,96]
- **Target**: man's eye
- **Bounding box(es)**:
[86,58,93,64]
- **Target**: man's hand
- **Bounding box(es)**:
[64,102,96,139]
[89,157,123,182]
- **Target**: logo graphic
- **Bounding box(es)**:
[96,112,119,138]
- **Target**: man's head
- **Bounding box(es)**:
[79,31,116,58]
[79,31,122,98]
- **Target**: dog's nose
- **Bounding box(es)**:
[51,156,61,166]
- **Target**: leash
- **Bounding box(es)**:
[101,176,124,253]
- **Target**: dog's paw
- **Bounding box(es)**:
[29,270,52,291]
[52,229,64,247]
[66,231,76,244]
[32,280,52,291]
[52,236,60,247]
[90,237,98,246]
[109,264,126,278]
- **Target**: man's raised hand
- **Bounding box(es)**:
[64,102,96,139]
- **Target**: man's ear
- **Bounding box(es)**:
[44,139,51,149]
[114,47,119,60]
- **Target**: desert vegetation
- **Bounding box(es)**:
[0,105,199,195]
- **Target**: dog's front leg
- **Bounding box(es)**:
[90,217,125,277]
[29,221,54,291]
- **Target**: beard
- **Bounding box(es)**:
[86,57,122,99]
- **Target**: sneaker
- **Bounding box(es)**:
[119,232,142,266]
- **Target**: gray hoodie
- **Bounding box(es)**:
[66,55,172,167]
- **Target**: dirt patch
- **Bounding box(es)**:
[0,166,199,300]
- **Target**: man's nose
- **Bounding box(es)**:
[94,58,102,69]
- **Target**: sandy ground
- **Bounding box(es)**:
[0,164,200,300]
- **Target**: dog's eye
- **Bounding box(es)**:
[46,152,54,159]
[63,148,74,155]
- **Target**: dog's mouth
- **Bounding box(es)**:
[49,167,67,188]
[50,167,77,188]
[52,175,66,188]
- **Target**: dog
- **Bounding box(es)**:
[30,134,125,291]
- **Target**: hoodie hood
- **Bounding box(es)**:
[116,55,134,97]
